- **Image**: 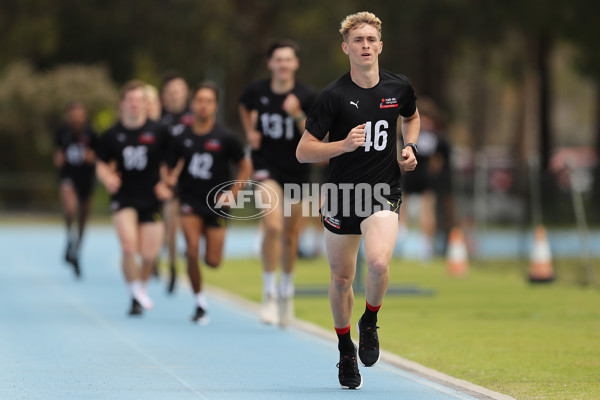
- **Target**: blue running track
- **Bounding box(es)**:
[0,224,511,400]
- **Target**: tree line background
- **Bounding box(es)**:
[1,0,599,225]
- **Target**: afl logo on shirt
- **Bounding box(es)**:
[204,139,222,152]
[380,98,399,109]
[171,124,186,136]
[138,132,156,144]
[180,114,194,126]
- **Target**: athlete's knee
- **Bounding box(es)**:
[204,255,222,269]
[330,270,354,291]
[264,221,283,238]
[367,258,389,276]
[186,245,199,260]
[121,242,136,257]
[141,257,155,268]
[282,229,299,246]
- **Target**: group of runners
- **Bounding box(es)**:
[54,11,422,389]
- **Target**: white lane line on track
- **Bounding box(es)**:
[207,285,515,400]
[34,271,211,400]
[376,363,477,400]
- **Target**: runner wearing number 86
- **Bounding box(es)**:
[96,80,173,317]
[296,11,420,389]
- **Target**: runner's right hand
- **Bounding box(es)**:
[247,129,262,150]
[105,173,121,194]
[342,124,366,152]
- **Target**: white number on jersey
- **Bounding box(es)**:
[362,120,388,152]
[65,143,86,165]
[260,113,294,140]
[188,153,214,180]
[122,146,148,170]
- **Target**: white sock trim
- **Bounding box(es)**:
[263,271,277,297]
[195,292,209,309]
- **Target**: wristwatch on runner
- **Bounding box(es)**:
[403,142,418,156]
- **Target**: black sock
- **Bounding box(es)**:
[361,301,380,324]
[336,327,355,354]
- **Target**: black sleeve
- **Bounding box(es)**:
[165,134,181,169]
[95,131,112,163]
[399,82,417,118]
[302,87,318,114]
[239,83,257,110]
[227,134,245,164]
[159,125,176,166]
[305,89,337,141]
[89,129,99,152]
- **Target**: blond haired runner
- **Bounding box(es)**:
[297,12,420,389]
[96,80,172,316]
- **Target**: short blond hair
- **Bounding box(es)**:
[120,79,146,100]
[339,11,382,41]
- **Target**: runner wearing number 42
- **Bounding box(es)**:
[166,81,252,324]
[296,12,420,389]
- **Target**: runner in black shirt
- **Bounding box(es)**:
[239,39,317,327]
[159,72,193,294]
[54,100,98,278]
[399,99,449,260]
[297,12,420,389]
[166,81,252,324]
[96,80,172,316]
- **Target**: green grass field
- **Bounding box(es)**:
[197,255,600,400]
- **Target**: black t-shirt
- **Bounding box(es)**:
[305,69,417,199]
[159,109,193,138]
[96,120,170,205]
[55,126,98,180]
[166,125,245,208]
[239,79,317,180]
[402,128,443,193]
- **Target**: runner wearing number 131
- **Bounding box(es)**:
[296,12,420,389]
[239,39,317,327]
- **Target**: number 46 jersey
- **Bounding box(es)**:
[96,120,169,206]
[305,69,417,193]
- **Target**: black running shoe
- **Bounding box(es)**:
[65,243,81,279]
[65,240,74,263]
[337,348,363,389]
[357,317,380,367]
[71,257,81,279]
[191,306,209,324]
[128,298,143,316]
[167,265,176,294]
